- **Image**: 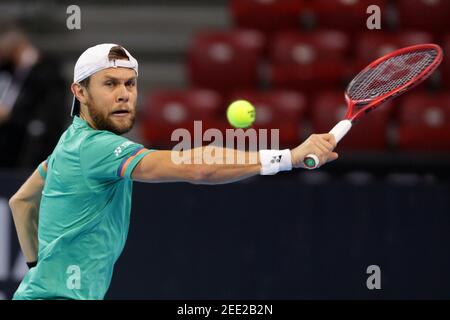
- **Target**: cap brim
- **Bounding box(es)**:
[71,96,80,117]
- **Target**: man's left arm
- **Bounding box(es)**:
[9,165,46,266]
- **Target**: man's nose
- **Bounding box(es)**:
[116,85,129,103]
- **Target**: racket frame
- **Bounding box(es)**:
[303,43,443,169]
[345,43,443,122]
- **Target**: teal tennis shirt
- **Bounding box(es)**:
[13,116,153,300]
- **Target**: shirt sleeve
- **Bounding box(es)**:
[80,131,153,182]
[37,157,50,179]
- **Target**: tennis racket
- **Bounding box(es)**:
[304,43,443,169]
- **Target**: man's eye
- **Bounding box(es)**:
[105,81,114,86]
[126,81,136,87]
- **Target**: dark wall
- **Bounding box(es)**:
[1,172,450,299]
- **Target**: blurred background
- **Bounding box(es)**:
[0,0,449,299]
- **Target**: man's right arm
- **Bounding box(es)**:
[132,148,261,185]
[132,133,338,184]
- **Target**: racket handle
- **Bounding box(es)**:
[303,120,352,169]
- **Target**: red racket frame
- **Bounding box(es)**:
[344,43,443,122]
[303,43,443,169]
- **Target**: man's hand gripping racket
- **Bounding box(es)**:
[302,44,443,169]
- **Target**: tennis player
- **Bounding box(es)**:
[9,43,338,299]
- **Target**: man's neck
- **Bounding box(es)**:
[79,111,98,130]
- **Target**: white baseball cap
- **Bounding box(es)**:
[71,43,139,116]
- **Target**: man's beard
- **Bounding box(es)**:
[89,103,136,135]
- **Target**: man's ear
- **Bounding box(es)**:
[71,83,88,105]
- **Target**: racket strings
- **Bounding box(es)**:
[348,49,438,101]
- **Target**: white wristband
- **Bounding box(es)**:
[259,149,292,175]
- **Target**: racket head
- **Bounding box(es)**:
[344,44,443,121]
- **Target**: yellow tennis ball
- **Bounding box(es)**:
[226,100,256,128]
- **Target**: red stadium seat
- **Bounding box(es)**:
[140,89,224,148]
[311,91,392,151]
[270,30,350,64]
[397,93,450,151]
[187,30,266,92]
[230,0,305,32]
[354,31,434,66]
[269,30,351,92]
[309,0,388,31]
[228,90,307,148]
[397,0,450,31]
[270,61,349,93]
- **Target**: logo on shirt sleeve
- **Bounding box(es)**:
[114,141,135,157]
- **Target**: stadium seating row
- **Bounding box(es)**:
[187,30,450,93]
[138,1,450,153]
[230,0,450,32]
[140,90,450,152]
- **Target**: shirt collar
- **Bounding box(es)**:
[73,115,90,129]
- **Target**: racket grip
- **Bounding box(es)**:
[303,120,352,169]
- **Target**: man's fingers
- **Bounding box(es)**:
[317,139,335,153]
[292,133,340,169]
[315,140,329,154]
[311,134,337,151]
[326,152,339,163]
[310,136,339,166]
[312,136,337,163]
[318,133,337,148]
[306,145,331,167]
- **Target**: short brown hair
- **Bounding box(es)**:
[108,45,129,61]
[79,45,129,88]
